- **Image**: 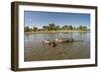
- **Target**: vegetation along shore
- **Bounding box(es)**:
[24,23,90,33]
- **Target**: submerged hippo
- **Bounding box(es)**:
[42,37,74,47]
[51,41,57,47]
[43,40,57,47]
[43,40,51,45]
[55,37,74,43]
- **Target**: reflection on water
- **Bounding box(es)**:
[24,32,90,61]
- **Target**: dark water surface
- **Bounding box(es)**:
[24,32,90,61]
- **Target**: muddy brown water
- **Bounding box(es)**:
[24,32,90,61]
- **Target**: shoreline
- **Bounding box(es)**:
[24,30,90,34]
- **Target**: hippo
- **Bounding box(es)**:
[43,40,57,47]
[42,37,74,47]
[42,40,51,45]
[55,37,74,43]
[51,41,57,47]
[64,37,73,42]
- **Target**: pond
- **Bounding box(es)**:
[24,32,90,61]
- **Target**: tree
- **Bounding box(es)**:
[62,25,68,30]
[33,27,38,31]
[77,25,82,30]
[68,25,73,30]
[55,25,60,30]
[82,26,87,30]
[48,23,56,30]
[43,26,47,31]
[77,25,87,31]
[24,26,30,32]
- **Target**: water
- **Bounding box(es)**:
[24,32,90,61]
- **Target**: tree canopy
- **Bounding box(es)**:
[24,23,89,32]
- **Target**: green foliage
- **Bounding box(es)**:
[62,25,74,30]
[42,23,61,30]
[77,25,88,31]
[62,25,68,29]
[48,23,56,30]
[24,26,30,32]
[33,27,38,31]
[24,23,89,32]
